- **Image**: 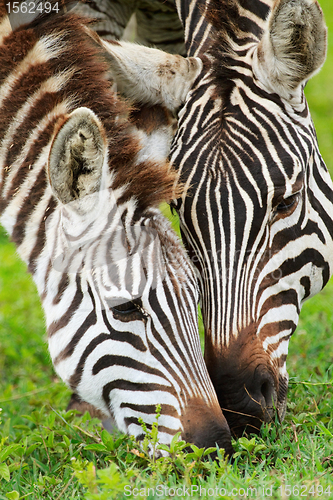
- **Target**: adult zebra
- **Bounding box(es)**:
[0,2,233,453]
[96,0,333,433]
[169,0,333,434]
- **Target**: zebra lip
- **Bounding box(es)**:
[221,395,278,438]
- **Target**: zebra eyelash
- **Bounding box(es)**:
[111,300,148,319]
[275,192,300,212]
[268,192,301,224]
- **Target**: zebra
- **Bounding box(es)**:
[101,0,333,436]
[0,2,234,454]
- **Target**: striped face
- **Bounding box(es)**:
[0,4,233,454]
[171,0,333,434]
[45,109,230,447]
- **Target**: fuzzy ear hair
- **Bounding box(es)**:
[48,108,108,205]
[100,40,202,112]
[254,0,327,96]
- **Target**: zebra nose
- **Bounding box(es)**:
[181,399,234,458]
[213,369,278,437]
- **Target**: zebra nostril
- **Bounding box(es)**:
[250,370,277,415]
[256,377,277,423]
[261,380,275,408]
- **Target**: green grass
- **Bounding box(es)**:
[1,1,333,498]
[305,0,333,174]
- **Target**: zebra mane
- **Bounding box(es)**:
[206,0,270,41]
[0,1,178,213]
[205,0,271,104]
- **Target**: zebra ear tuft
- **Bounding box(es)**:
[48,107,107,205]
[254,0,327,95]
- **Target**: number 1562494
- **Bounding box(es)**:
[279,485,331,497]
[6,2,60,15]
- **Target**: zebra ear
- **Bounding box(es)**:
[100,40,202,111]
[48,107,107,205]
[254,0,327,95]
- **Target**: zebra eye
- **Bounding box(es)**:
[276,193,299,212]
[111,299,148,320]
[112,301,138,315]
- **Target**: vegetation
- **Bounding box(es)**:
[0,1,333,498]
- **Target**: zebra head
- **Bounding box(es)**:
[0,2,233,454]
[171,0,333,435]
[45,106,233,452]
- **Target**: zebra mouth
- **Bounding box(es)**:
[223,400,277,437]
[210,369,279,437]
[181,398,234,456]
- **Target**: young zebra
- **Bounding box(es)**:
[0,3,233,453]
[101,0,333,435]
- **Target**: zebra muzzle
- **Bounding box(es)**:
[181,397,234,458]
